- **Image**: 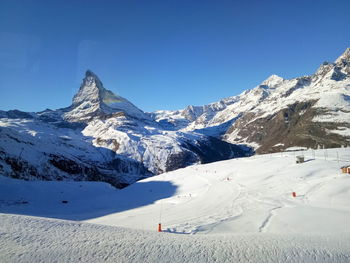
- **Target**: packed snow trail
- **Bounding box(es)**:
[1,213,350,263]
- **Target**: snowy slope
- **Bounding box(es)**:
[87,147,350,234]
[1,148,349,234]
[1,213,350,263]
[1,147,350,262]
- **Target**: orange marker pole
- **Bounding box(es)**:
[158,223,162,232]
[292,192,296,198]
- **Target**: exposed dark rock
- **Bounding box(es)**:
[181,136,253,164]
[0,110,34,119]
[49,154,83,174]
[330,67,347,81]
[282,77,311,97]
[226,101,350,153]
[165,150,198,172]
[2,155,42,180]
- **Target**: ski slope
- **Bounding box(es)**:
[1,148,350,262]
[87,147,350,234]
[1,213,350,263]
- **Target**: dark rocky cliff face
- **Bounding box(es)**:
[225,101,350,153]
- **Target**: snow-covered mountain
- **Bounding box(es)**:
[153,48,350,153]
[64,70,149,122]
[1,48,349,186]
[0,71,250,187]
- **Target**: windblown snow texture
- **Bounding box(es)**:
[1,213,350,263]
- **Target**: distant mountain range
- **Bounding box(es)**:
[153,48,350,152]
[1,48,349,187]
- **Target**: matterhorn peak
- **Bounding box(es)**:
[85,69,97,77]
[83,70,103,87]
[261,74,284,87]
[64,70,148,122]
[71,70,107,108]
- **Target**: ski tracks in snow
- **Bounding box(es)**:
[258,206,283,233]
[168,170,245,234]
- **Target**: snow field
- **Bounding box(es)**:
[1,148,349,234]
[1,213,350,263]
[1,148,350,262]
[88,148,350,234]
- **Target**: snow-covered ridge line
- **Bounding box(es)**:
[152,48,350,136]
[184,48,350,152]
[1,48,349,186]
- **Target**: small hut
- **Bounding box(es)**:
[296,155,304,164]
[341,166,350,174]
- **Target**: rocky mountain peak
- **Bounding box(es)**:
[335,47,350,65]
[83,70,102,87]
[334,48,350,76]
[313,48,350,81]
[64,70,148,122]
[261,74,284,88]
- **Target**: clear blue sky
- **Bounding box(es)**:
[0,0,349,113]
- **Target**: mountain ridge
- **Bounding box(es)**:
[0,69,252,187]
[0,48,349,186]
[153,48,350,153]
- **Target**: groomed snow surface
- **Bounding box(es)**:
[1,148,350,262]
